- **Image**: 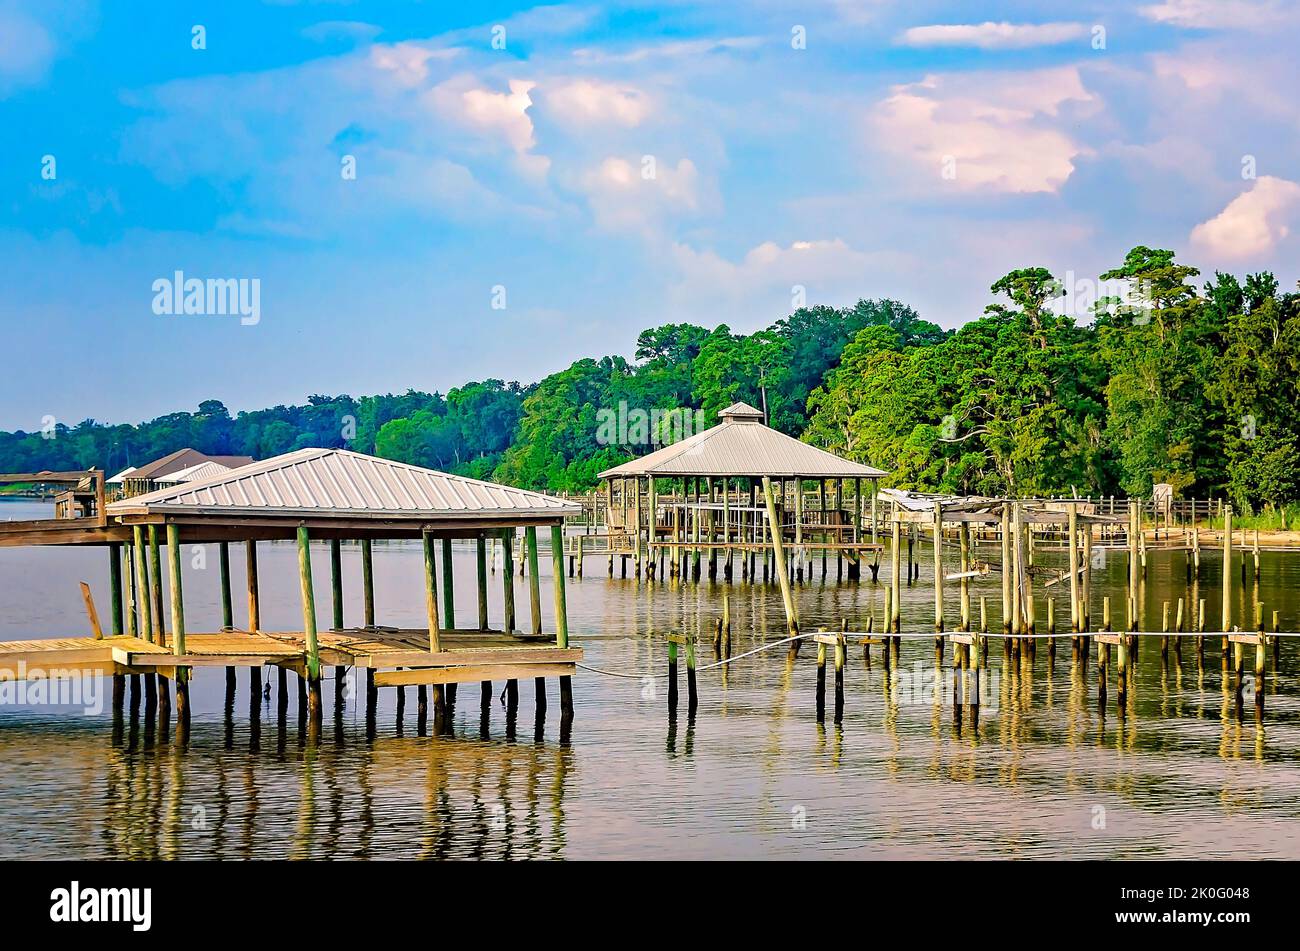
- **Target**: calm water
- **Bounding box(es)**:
[2,498,1298,860]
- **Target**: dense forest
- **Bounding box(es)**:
[3,246,1297,514]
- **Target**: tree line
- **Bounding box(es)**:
[2,245,1295,515]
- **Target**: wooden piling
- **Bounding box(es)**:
[296,525,322,721]
[151,526,169,713]
[361,538,376,719]
[816,632,827,721]
[501,530,516,632]
[932,503,944,654]
[476,536,489,631]
[890,512,902,632]
[421,530,442,653]
[762,477,799,637]
[835,619,846,724]
[686,630,698,716]
[551,524,574,719]
[1000,503,1012,637]
[441,538,455,630]
[526,526,542,636]
[166,523,191,727]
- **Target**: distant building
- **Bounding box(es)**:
[120,449,254,497]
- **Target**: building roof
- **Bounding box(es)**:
[108,448,581,521]
[128,449,255,482]
[598,401,889,479]
[154,460,233,485]
[107,466,137,484]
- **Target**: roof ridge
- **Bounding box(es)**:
[107,447,569,511]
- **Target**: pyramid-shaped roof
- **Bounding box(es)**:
[108,448,580,520]
[598,404,888,479]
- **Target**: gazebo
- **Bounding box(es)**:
[597,402,889,582]
[0,448,582,734]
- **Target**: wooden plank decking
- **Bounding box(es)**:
[0,627,580,684]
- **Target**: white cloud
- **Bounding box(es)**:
[1190,176,1300,259]
[369,42,456,88]
[543,79,652,127]
[872,67,1097,194]
[571,36,761,65]
[0,4,55,94]
[898,22,1087,50]
[580,156,706,233]
[668,238,913,324]
[1139,0,1299,30]
[426,75,550,177]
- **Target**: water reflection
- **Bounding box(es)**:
[2,531,1300,858]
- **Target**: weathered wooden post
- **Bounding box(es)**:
[501,530,516,632]
[133,527,153,642]
[1098,595,1111,709]
[525,527,542,634]
[166,524,191,729]
[295,526,322,724]
[762,477,799,639]
[816,631,827,721]
[890,511,902,633]
[958,522,971,634]
[551,524,573,720]
[933,502,944,658]
[475,535,489,631]
[1081,521,1093,632]
[793,478,804,583]
[722,592,731,656]
[148,526,169,716]
[108,542,125,716]
[686,629,698,716]
[441,538,455,630]
[1000,503,1012,638]
[361,538,376,722]
[1068,503,1080,638]
[835,619,846,724]
[124,540,137,638]
[1222,504,1233,657]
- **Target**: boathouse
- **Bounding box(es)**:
[0,448,582,731]
[119,448,255,498]
[597,401,889,581]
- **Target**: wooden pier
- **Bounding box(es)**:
[0,448,583,740]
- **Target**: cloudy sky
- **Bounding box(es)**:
[2,0,1297,429]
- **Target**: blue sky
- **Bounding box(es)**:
[2,0,1298,429]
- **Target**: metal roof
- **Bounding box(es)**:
[128,449,255,481]
[598,408,889,479]
[154,461,232,485]
[107,448,581,520]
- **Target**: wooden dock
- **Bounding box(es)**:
[0,628,580,686]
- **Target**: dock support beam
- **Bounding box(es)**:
[421,529,444,724]
[296,525,322,724]
[762,477,799,640]
[551,524,573,722]
[150,526,169,717]
[108,543,124,717]
[361,538,376,724]
[476,537,488,631]
[441,538,455,630]
[246,540,262,711]
[166,523,191,731]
